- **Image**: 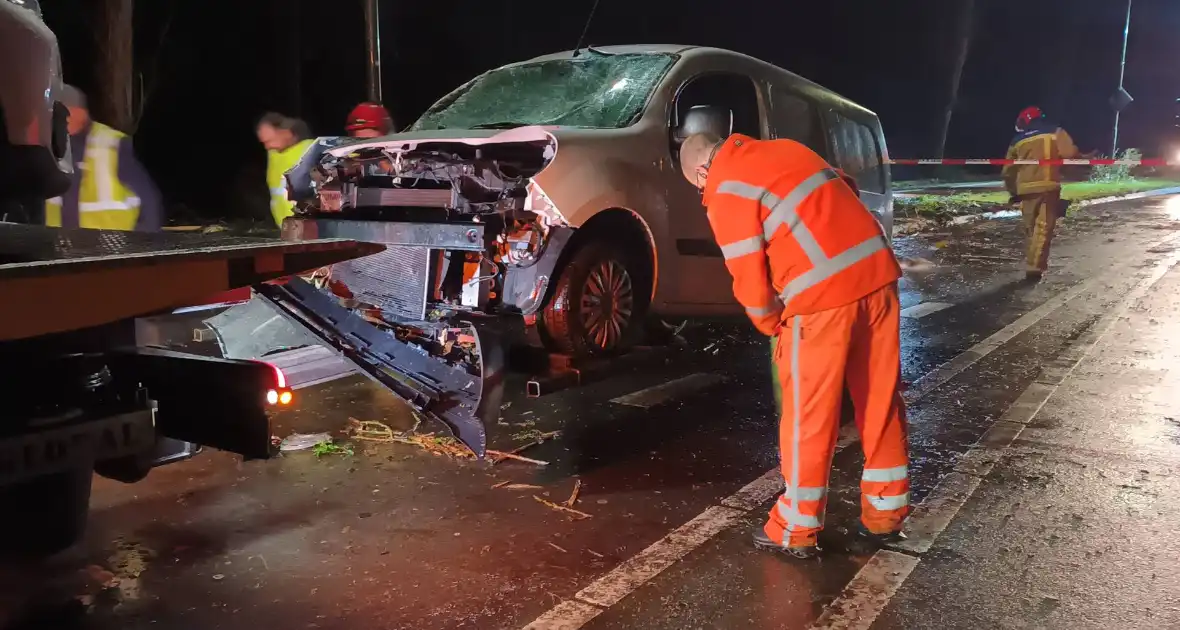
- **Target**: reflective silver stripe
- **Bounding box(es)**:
[721,235,764,260]
[776,500,822,529]
[79,201,134,212]
[782,315,818,536]
[745,303,782,318]
[863,465,908,482]
[715,171,838,262]
[270,187,288,196]
[760,169,837,259]
[716,171,889,308]
[779,235,887,304]
[784,486,827,501]
[867,492,911,511]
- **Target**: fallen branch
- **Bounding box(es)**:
[533,495,592,519]
[547,542,568,553]
[491,480,511,489]
[490,431,559,466]
[587,549,604,559]
[566,479,582,507]
[347,418,396,443]
[487,450,549,466]
[503,483,543,490]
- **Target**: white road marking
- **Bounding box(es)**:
[899,301,953,319]
[902,272,1102,405]
[518,230,1180,630]
[575,505,744,608]
[823,240,1180,622]
[610,372,727,409]
[521,601,605,630]
[809,550,920,630]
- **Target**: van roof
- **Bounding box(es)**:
[519,45,878,121]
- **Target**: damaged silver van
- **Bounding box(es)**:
[262,45,893,456]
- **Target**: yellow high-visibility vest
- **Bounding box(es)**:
[46,122,140,231]
[267,139,315,227]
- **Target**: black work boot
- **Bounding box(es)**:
[1023,268,1044,283]
[751,529,821,559]
[856,523,907,547]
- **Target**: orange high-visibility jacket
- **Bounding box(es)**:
[702,135,901,335]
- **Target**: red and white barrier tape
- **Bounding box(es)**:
[888,158,1174,166]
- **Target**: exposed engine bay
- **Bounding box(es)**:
[274,129,569,430]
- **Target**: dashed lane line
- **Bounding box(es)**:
[899,301,953,319]
[811,240,1180,629]
[810,551,920,630]
[520,231,1180,630]
[610,372,728,409]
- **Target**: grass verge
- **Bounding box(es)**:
[896,178,1180,222]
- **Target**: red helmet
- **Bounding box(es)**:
[1015,106,1044,131]
[346,102,393,135]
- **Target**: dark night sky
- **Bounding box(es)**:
[40,0,1180,222]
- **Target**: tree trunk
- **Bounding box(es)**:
[934,0,975,160]
[94,0,135,133]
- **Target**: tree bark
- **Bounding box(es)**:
[94,0,135,133]
[934,0,975,160]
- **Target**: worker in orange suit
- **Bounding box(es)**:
[680,132,911,559]
[770,169,861,413]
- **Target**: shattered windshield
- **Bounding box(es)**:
[410,53,677,131]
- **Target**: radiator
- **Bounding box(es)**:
[330,245,430,321]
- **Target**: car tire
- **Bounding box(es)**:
[0,467,92,558]
[539,241,646,357]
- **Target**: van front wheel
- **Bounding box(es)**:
[539,242,642,357]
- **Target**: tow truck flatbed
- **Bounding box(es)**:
[0,223,383,341]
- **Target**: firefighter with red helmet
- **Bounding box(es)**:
[346,102,394,138]
[1002,106,1092,281]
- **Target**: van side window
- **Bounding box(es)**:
[768,88,826,156]
[675,73,763,139]
[825,111,885,194]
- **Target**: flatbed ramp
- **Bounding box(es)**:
[0,223,382,341]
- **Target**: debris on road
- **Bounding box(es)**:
[587,549,604,559]
[533,495,592,520]
[491,480,511,489]
[489,432,558,466]
[347,418,477,459]
[510,428,560,443]
[899,257,936,271]
[547,542,568,553]
[487,450,549,466]
[566,479,583,507]
[312,441,354,458]
[502,483,544,490]
[279,432,334,451]
[347,418,397,442]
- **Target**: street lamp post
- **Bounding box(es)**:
[1111,0,1133,157]
[363,0,383,103]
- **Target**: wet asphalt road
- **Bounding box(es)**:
[5,194,1180,629]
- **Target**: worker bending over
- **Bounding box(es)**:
[680,133,911,559]
[257,112,315,228]
[47,85,162,231]
[1002,106,1091,281]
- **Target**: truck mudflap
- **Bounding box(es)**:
[253,278,505,458]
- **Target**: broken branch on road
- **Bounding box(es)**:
[533,495,592,520]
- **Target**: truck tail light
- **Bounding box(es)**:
[262,363,293,406]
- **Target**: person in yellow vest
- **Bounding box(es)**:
[256,112,315,228]
[47,85,162,231]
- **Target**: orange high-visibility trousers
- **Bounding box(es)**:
[765,282,911,548]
